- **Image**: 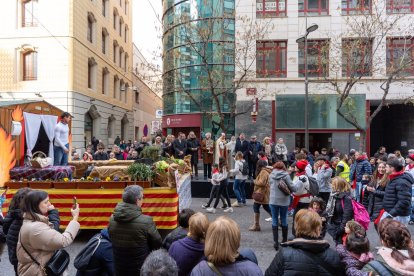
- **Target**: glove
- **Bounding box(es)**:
[299,176,307,183]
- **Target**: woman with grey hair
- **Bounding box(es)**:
[141,249,178,276]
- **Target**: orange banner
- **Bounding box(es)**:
[1,188,178,230]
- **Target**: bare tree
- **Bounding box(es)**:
[317,2,414,151]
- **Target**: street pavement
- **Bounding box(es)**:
[1,197,414,275]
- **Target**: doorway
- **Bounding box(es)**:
[295,133,332,153]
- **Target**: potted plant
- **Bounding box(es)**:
[102,176,127,189]
[77,176,102,189]
[53,178,77,189]
[140,146,161,163]
[126,163,153,188]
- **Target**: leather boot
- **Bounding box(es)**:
[272,226,279,250]
[249,213,261,231]
[282,226,288,243]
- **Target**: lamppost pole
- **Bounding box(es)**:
[297,23,318,151]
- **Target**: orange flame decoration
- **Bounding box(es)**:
[0,127,16,187]
[11,106,23,122]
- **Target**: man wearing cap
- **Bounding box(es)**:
[405,154,414,178]
[53,112,72,166]
[319,148,329,160]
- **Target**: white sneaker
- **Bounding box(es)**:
[265,217,272,222]
[224,207,234,213]
[201,204,209,209]
[231,201,240,207]
[206,207,216,213]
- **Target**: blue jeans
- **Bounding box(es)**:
[233,179,246,204]
[53,144,69,166]
[269,204,288,227]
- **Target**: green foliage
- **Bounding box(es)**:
[126,163,154,181]
[140,146,161,161]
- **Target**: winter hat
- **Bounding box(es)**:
[407,154,414,161]
[296,160,308,171]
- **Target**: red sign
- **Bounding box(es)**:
[246,88,257,96]
[162,114,202,128]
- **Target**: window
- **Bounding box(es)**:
[124,26,128,43]
[298,39,329,77]
[135,91,139,104]
[299,0,329,15]
[386,37,414,76]
[119,17,123,37]
[387,0,414,13]
[119,47,124,68]
[256,41,287,78]
[342,0,371,14]
[114,76,119,99]
[113,40,118,64]
[102,0,107,16]
[22,0,38,27]
[342,39,372,77]
[102,28,108,54]
[88,58,97,90]
[119,79,124,101]
[113,9,118,30]
[256,0,286,17]
[102,68,109,94]
[87,13,96,43]
[125,1,128,14]
[124,53,128,71]
[22,50,38,81]
[124,83,129,103]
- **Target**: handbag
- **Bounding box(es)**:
[207,261,223,276]
[252,191,265,202]
[19,233,70,276]
[278,179,291,196]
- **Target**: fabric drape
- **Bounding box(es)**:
[23,112,42,156]
[41,114,58,163]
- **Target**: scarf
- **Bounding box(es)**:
[377,173,384,179]
[205,139,213,151]
[389,170,404,180]
[326,192,338,217]
[296,170,306,177]
[408,164,414,170]
[264,144,271,156]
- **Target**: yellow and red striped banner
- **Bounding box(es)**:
[1,188,178,230]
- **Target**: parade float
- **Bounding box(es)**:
[0,101,192,230]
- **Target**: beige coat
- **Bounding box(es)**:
[253,167,272,204]
[17,213,80,276]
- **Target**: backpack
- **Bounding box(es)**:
[307,176,319,196]
[240,160,249,176]
[341,197,370,230]
[74,233,107,270]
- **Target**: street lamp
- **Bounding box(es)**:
[296,23,318,151]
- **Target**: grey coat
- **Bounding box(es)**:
[316,166,332,193]
[269,170,302,206]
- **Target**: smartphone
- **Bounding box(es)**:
[72,196,77,209]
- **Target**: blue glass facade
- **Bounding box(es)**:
[162,0,236,124]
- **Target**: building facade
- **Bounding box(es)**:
[162,0,236,138]
[235,0,414,155]
[0,0,134,149]
[132,44,163,141]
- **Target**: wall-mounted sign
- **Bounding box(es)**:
[246,88,257,96]
[155,109,163,119]
[151,121,161,134]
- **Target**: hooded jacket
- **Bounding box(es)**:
[327,192,353,243]
[382,172,413,217]
[316,165,333,193]
[162,226,188,250]
[17,213,79,276]
[253,167,272,204]
[76,229,114,276]
[350,158,372,182]
[3,208,59,267]
[169,236,205,276]
[191,257,263,276]
[108,202,162,275]
[265,238,345,276]
[363,247,414,276]
[269,170,301,206]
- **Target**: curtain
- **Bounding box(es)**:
[23,112,42,156]
[41,114,58,163]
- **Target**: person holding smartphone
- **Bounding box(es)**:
[17,190,80,275]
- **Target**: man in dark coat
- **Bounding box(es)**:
[94,143,109,160]
[374,146,388,161]
[108,185,162,275]
[349,151,372,202]
[234,133,249,160]
[248,135,261,179]
[187,132,200,178]
[173,132,187,159]
[382,158,413,222]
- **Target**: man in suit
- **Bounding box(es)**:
[173,132,187,159]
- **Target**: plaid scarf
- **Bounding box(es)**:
[326,192,338,217]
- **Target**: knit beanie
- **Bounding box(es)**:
[296,160,308,171]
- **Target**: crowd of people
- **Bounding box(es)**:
[3,127,414,275]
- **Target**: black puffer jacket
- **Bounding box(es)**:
[382,172,413,217]
[265,238,345,276]
[108,202,162,275]
[327,192,353,244]
[3,208,60,266]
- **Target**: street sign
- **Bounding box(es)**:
[151,120,161,134]
[155,109,163,119]
[246,88,257,96]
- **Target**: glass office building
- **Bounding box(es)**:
[162,0,235,136]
